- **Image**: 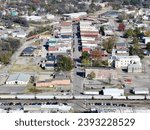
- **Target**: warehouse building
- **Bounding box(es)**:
[103,88,124,96]
[132,88,149,95]
[6,73,31,85]
[62,12,87,20]
[21,47,36,56]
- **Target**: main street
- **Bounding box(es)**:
[72,23,84,95]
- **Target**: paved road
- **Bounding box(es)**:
[72,23,84,94]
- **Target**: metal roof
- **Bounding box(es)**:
[46,55,55,61]
[103,88,124,96]
[133,88,149,92]
[17,73,31,82]
[22,47,36,54]
[7,73,30,82]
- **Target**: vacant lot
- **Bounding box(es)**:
[10,63,44,73]
[10,57,46,73]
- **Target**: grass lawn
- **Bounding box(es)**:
[24,82,56,94]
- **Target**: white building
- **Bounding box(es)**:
[114,55,141,68]
[46,14,55,20]
[143,16,149,21]
[82,42,98,48]
[80,20,92,26]
[81,37,96,42]
[127,62,142,73]
[136,23,148,28]
[103,88,124,96]
[143,37,150,44]
[23,15,42,21]
[133,88,149,95]
[0,31,8,39]
[11,30,27,38]
[97,2,108,8]
[6,73,31,85]
[63,12,87,20]
[116,49,128,54]
[105,30,114,36]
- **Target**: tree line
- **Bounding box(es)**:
[0,38,21,64]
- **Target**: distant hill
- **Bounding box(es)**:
[2,0,150,15]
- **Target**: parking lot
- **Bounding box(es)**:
[0,86,26,94]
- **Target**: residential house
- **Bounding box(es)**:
[41,55,56,70]
[114,43,129,55]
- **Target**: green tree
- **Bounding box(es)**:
[87,71,96,80]
[87,0,102,13]
[57,56,74,71]
[130,0,141,5]
[124,28,134,38]
[92,60,102,67]
[91,49,102,60]
[81,51,90,60]
[124,28,142,38]
[129,45,144,59]
[103,37,116,53]
[101,60,108,66]
[132,37,139,45]
[133,27,141,37]
[146,42,150,51]
[0,51,12,64]
[99,26,105,36]
[81,59,91,67]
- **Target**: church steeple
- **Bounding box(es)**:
[112,48,116,56]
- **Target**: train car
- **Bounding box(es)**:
[17,95,35,99]
[113,96,126,100]
[54,95,73,100]
[146,95,150,100]
[74,95,92,100]
[83,91,99,95]
[127,95,145,100]
[93,95,112,100]
[35,95,54,100]
[0,95,16,99]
